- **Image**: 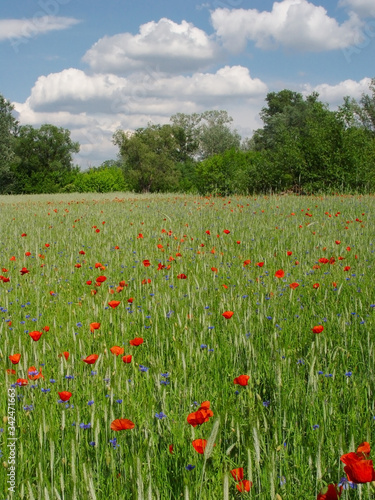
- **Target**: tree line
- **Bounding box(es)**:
[1,79,374,195]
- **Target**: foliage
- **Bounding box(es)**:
[0,94,19,193]
[11,124,80,194]
[73,165,127,193]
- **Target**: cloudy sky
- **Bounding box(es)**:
[1,0,374,168]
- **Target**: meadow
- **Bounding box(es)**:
[0,192,374,500]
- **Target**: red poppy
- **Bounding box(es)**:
[243,260,251,266]
[25,251,31,257]
[21,233,27,237]
[110,346,124,356]
[58,351,69,361]
[313,283,320,289]
[234,375,250,386]
[16,378,28,386]
[223,229,230,234]
[83,354,99,364]
[344,266,351,271]
[9,354,21,365]
[187,402,214,427]
[317,484,342,500]
[312,325,324,334]
[356,442,371,457]
[143,259,151,267]
[129,337,144,346]
[58,391,72,401]
[42,325,50,332]
[96,276,106,283]
[169,444,174,454]
[340,452,375,483]
[287,251,293,256]
[10,256,16,261]
[192,439,207,454]
[275,269,284,278]
[45,243,50,248]
[177,274,187,279]
[319,258,329,264]
[256,262,264,267]
[20,267,29,275]
[335,240,341,244]
[236,480,252,493]
[110,418,135,431]
[75,263,81,268]
[6,369,16,375]
[332,282,337,287]
[290,282,299,289]
[28,366,44,380]
[90,322,100,332]
[205,230,210,235]
[128,297,134,303]
[122,355,132,363]
[108,300,121,309]
[222,311,234,319]
[79,250,85,255]
[137,233,144,239]
[211,267,218,272]
[29,331,43,342]
[230,468,244,481]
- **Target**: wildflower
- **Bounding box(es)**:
[58,391,72,401]
[192,439,207,454]
[110,419,135,431]
[185,464,195,471]
[312,325,324,334]
[155,412,167,419]
[222,311,234,319]
[234,375,250,386]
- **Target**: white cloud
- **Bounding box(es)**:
[14,65,267,167]
[211,0,364,52]
[0,16,80,42]
[302,77,372,106]
[82,18,221,74]
[338,0,375,18]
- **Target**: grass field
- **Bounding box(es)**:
[1,192,375,500]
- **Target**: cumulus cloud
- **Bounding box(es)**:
[338,0,375,18]
[82,18,221,74]
[303,77,372,106]
[0,16,80,42]
[211,0,364,52]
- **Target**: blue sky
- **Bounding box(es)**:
[1,0,374,168]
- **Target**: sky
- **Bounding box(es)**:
[1,0,374,168]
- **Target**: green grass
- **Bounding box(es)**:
[0,192,375,499]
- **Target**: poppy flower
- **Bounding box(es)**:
[25,251,31,257]
[59,352,69,361]
[137,233,144,239]
[108,300,121,309]
[205,230,211,235]
[243,260,251,266]
[110,346,124,356]
[317,483,342,500]
[16,378,28,386]
[313,283,320,289]
[332,282,337,287]
[122,355,132,363]
[20,267,29,275]
[287,251,293,256]
[344,266,351,271]
[9,354,21,365]
[74,263,81,268]
[187,402,214,427]
[128,297,134,303]
[110,419,135,431]
[143,260,151,267]
[312,325,324,334]
[86,280,92,285]
[222,311,234,319]
[79,250,85,255]
[211,267,218,272]
[169,444,174,454]
[335,240,341,245]
[58,391,72,402]
[256,262,264,267]
[42,326,50,332]
[319,258,329,264]
[223,229,230,234]
[96,276,106,283]
[45,243,50,248]
[177,274,187,279]
[10,256,16,261]
[6,369,16,375]
[236,480,252,493]
[356,442,371,457]
[340,452,375,483]
[234,375,250,386]
[290,282,299,289]
[230,468,244,481]
[129,337,143,346]
[83,354,99,364]
[29,331,43,342]
[275,269,284,278]
[28,366,44,380]
[90,322,100,332]
[21,233,27,237]
[192,439,207,454]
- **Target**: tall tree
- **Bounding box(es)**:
[0,94,19,193]
[12,124,80,193]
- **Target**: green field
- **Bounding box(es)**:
[1,193,375,499]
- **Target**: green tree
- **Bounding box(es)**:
[113,124,182,193]
[0,94,19,193]
[73,164,127,193]
[11,124,80,193]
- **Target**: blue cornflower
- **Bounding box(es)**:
[185,464,195,471]
[345,371,352,377]
[313,424,319,430]
[41,388,50,393]
[200,344,207,349]
[50,379,56,383]
[155,412,167,419]
[139,365,149,372]
[160,380,170,385]
[263,401,270,407]
[91,371,97,376]
[115,399,123,404]
[80,423,91,429]
[338,477,357,490]
[88,400,94,406]
[89,442,96,447]
[109,438,119,449]
[161,373,170,378]
[23,405,34,411]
